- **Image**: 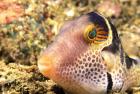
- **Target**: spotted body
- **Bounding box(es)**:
[38,12,140,94]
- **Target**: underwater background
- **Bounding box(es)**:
[0,0,140,94]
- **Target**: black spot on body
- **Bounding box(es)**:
[85,63,88,67]
[97,69,100,72]
[79,61,82,64]
[83,58,86,61]
[75,70,77,73]
[95,68,97,71]
[94,76,97,79]
[81,66,84,69]
[95,72,98,75]
[99,75,102,78]
[93,63,96,67]
[88,57,91,61]
[92,59,95,62]
[77,74,80,76]
[79,70,81,73]
[86,68,89,72]
[89,63,92,67]
[82,70,85,74]
[90,68,94,72]
[97,79,100,82]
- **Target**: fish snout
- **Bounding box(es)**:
[38,53,55,78]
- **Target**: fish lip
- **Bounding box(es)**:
[37,54,54,77]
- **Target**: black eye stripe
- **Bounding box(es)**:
[97,31,108,35]
[98,34,108,36]
[95,36,108,40]
[96,35,108,39]
[97,28,104,31]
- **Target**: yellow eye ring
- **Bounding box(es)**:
[84,24,96,42]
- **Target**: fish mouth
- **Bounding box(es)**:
[38,53,56,78]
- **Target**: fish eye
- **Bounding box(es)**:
[84,24,108,43]
[88,28,96,39]
[84,24,96,42]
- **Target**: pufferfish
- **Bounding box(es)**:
[38,12,140,94]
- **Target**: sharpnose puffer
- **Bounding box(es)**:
[38,12,140,94]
